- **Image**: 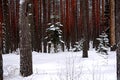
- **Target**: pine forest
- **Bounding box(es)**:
[0,0,119,80]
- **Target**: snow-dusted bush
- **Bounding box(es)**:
[96,32,109,55]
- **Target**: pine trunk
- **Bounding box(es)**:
[65,0,70,51]
[102,0,105,31]
[110,0,115,50]
[38,0,42,52]
[19,0,33,77]
[0,0,3,79]
[92,0,97,48]
[43,0,47,53]
[116,0,120,79]
[82,0,88,58]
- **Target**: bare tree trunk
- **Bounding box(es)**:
[82,0,88,58]
[65,0,70,51]
[92,0,97,48]
[110,0,115,51]
[43,0,47,53]
[19,0,33,77]
[0,0,3,79]
[102,0,105,31]
[0,28,3,80]
[115,0,120,79]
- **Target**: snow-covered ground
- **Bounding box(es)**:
[3,50,116,80]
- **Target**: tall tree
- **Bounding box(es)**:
[60,0,65,51]
[43,0,47,53]
[101,0,105,31]
[0,0,3,79]
[14,0,20,51]
[104,0,110,30]
[9,0,17,52]
[38,0,42,52]
[82,0,88,58]
[116,0,120,79]
[92,0,97,48]
[19,0,33,77]
[110,0,115,50]
[92,0,100,48]
[79,0,83,40]
[71,0,78,47]
[65,0,70,51]
[32,0,37,51]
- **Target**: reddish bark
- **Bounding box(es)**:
[33,0,39,30]
[0,0,109,52]
[71,0,77,47]
[101,0,105,31]
[65,0,70,50]
[79,1,83,40]
[92,0,100,48]
[9,0,17,51]
[0,0,2,25]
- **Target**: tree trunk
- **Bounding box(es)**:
[0,0,3,79]
[43,0,47,53]
[102,0,105,31]
[65,0,70,51]
[19,0,33,77]
[110,0,115,51]
[115,0,120,79]
[0,29,3,80]
[82,0,88,58]
[92,0,97,48]
[104,0,110,30]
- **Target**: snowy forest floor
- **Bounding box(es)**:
[3,50,116,80]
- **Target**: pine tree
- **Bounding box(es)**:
[46,21,64,53]
[73,39,84,52]
[96,32,109,55]
[19,0,33,77]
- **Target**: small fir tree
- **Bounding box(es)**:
[73,39,84,52]
[96,31,109,55]
[45,22,64,53]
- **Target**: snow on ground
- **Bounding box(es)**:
[3,50,116,80]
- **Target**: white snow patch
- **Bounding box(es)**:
[3,50,116,80]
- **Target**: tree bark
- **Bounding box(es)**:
[43,0,47,53]
[92,0,97,48]
[115,0,120,79]
[19,0,33,77]
[110,0,115,50]
[82,0,88,58]
[65,0,70,51]
[0,0,3,79]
